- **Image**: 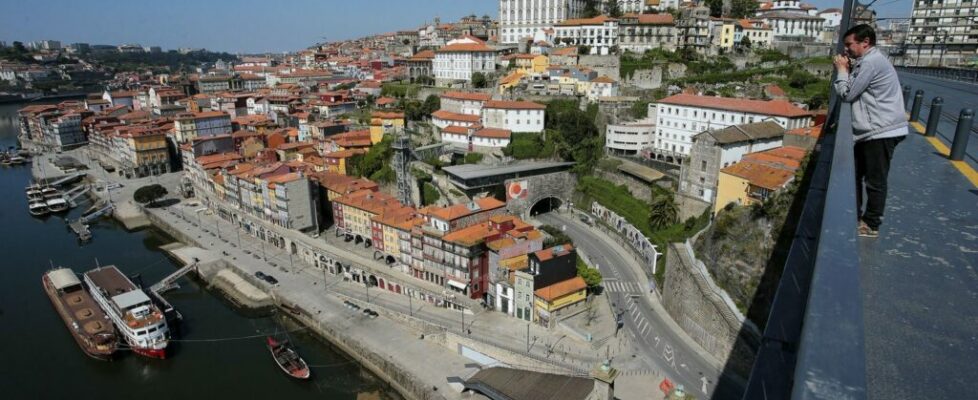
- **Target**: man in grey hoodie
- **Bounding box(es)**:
[833,24,907,238]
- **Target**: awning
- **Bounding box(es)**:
[447,279,469,291]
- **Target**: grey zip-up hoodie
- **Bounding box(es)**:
[833,47,908,142]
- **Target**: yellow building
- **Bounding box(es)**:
[719,20,736,49]
[714,147,805,214]
[120,127,170,177]
[369,111,405,144]
[534,276,587,319]
[498,70,526,94]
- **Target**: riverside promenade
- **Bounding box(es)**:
[55,146,664,399]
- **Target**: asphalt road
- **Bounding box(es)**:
[538,212,739,399]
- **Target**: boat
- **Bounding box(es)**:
[8,155,26,165]
[266,337,311,379]
[26,184,45,200]
[46,197,69,213]
[84,265,170,359]
[42,187,63,199]
[29,201,49,216]
[42,268,118,360]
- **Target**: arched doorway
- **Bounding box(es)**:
[368,275,378,287]
[290,242,297,255]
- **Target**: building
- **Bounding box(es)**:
[440,91,492,115]
[608,0,678,13]
[818,8,843,28]
[554,16,620,55]
[173,111,232,143]
[679,121,786,204]
[480,100,546,133]
[441,125,512,151]
[535,276,588,327]
[756,0,825,41]
[678,6,713,54]
[369,111,405,144]
[652,94,811,164]
[433,36,498,86]
[740,19,774,48]
[116,126,171,178]
[605,118,655,156]
[714,146,807,213]
[499,0,587,44]
[407,50,435,81]
[908,0,978,67]
[618,13,677,53]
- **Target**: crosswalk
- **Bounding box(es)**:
[603,280,643,293]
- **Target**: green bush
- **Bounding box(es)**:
[464,152,484,164]
[422,182,441,205]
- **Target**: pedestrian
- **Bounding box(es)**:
[833,24,908,238]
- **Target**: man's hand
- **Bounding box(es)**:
[834,54,850,73]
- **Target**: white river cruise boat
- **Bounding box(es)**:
[84,265,169,359]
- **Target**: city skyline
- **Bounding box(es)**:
[1,0,911,54]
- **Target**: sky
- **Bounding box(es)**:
[0,0,913,54]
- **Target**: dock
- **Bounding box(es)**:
[68,220,92,241]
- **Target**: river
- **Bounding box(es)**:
[0,103,397,399]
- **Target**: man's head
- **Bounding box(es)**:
[843,24,876,59]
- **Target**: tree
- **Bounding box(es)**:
[705,0,723,17]
[471,72,487,88]
[577,256,603,288]
[422,94,440,115]
[578,45,592,55]
[607,0,622,17]
[133,184,168,207]
[415,75,434,86]
[582,0,602,18]
[649,195,679,229]
[740,36,753,49]
[730,0,759,19]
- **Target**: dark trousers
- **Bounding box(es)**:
[855,136,904,229]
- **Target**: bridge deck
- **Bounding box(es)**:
[861,122,978,399]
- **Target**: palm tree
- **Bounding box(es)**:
[649,195,679,229]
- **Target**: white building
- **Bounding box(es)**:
[652,94,811,164]
[607,0,678,13]
[432,110,483,130]
[618,13,677,53]
[441,125,512,150]
[440,91,491,115]
[587,76,619,102]
[498,0,587,44]
[817,8,842,28]
[554,15,619,55]
[481,100,546,133]
[433,36,498,85]
[756,1,825,41]
[606,118,655,156]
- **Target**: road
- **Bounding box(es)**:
[538,212,741,399]
[897,71,978,170]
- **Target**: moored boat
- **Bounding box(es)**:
[266,337,310,379]
[8,155,26,165]
[84,265,170,359]
[29,201,49,216]
[42,268,118,360]
[46,197,69,213]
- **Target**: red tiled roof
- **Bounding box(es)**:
[432,110,482,123]
[483,100,545,110]
[721,160,795,190]
[535,277,587,302]
[658,94,811,118]
[437,42,494,53]
[473,128,511,139]
[557,15,617,26]
[441,91,492,102]
[429,197,505,221]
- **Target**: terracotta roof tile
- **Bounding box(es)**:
[441,91,492,102]
[483,100,545,110]
[432,110,482,123]
[535,277,587,302]
[658,94,811,118]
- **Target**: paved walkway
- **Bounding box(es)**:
[861,124,978,400]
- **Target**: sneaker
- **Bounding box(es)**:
[858,221,879,238]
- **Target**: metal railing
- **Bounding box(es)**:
[896,65,978,84]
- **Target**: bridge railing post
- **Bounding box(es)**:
[950,109,974,161]
[910,90,925,122]
[925,97,943,137]
[902,85,911,110]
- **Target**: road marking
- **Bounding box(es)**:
[640,321,650,337]
[914,121,978,188]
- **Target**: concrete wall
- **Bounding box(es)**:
[661,242,759,378]
[504,171,577,218]
[594,169,653,203]
[578,55,621,81]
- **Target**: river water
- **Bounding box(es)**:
[0,103,396,399]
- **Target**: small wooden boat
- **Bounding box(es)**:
[29,201,49,216]
[266,336,310,379]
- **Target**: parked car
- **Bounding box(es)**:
[263,274,279,285]
[255,271,268,280]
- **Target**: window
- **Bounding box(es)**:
[701,160,707,171]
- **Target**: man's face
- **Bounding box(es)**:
[844,34,872,58]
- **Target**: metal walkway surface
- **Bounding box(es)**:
[861,126,978,399]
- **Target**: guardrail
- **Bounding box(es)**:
[896,66,978,84]
[742,91,867,398]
